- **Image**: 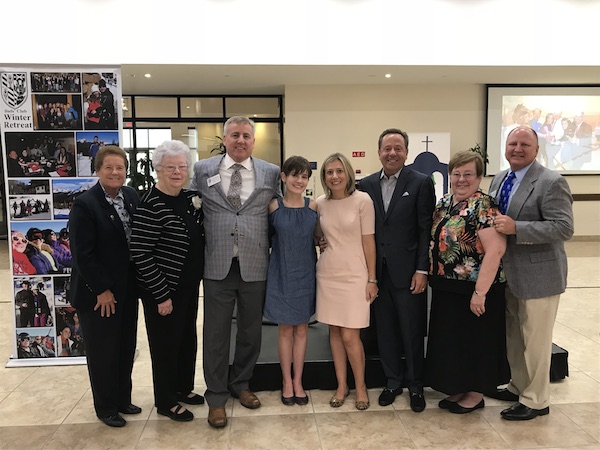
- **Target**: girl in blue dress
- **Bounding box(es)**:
[264,156,318,406]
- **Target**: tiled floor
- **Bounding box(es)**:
[0,241,599,449]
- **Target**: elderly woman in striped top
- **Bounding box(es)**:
[130,140,205,422]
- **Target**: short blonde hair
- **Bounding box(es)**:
[320,153,355,199]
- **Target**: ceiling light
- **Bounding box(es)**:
[385,74,391,78]
[144,73,152,78]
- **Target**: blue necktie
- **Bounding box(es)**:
[498,172,516,214]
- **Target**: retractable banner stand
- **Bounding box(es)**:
[1,66,122,367]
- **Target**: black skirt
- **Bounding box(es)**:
[425,282,510,395]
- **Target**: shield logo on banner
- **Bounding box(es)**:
[1,72,28,109]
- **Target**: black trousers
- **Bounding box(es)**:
[77,276,139,418]
[142,281,200,410]
[373,261,427,392]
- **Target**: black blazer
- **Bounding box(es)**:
[69,182,140,311]
[359,167,435,289]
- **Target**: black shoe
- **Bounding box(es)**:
[177,392,205,405]
[281,394,295,406]
[487,388,519,402]
[409,392,426,412]
[119,404,142,415]
[98,414,126,427]
[378,387,402,406]
[294,395,309,406]
[449,399,485,414]
[501,402,549,420]
[438,398,457,410]
[157,404,194,422]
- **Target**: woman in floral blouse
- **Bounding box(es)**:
[426,151,509,414]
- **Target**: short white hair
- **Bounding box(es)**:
[152,140,192,168]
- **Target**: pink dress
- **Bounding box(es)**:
[316,190,375,329]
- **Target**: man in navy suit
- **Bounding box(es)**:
[359,128,435,412]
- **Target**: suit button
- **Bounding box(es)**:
[236,212,240,216]
[231,233,234,236]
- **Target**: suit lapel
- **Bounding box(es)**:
[507,162,540,218]
[240,157,262,210]
[386,168,410,219]
[366,172,385,219]
[92,183,128,243]
[208,156,230,205]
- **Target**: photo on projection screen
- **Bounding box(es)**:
[486,85,600,175]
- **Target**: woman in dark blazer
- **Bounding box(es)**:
[130,140,205,422]
[69,145,140,428]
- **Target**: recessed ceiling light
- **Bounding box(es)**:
[186,106,190,109]
[385,73,391,78]
[253,114,258,117]
[144,73,152,78]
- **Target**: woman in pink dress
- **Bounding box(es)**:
[316,152,378,410]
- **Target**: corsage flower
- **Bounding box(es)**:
[191,195,202,210]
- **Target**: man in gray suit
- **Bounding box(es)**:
[489,126,573,420]
[189,116,280,428]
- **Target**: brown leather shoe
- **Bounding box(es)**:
[238,390,261,409]
[207,406,227,428]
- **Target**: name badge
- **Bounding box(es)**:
[207,174,221,187]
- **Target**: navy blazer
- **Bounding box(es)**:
[69,182,140,311]
[359,167,435,289]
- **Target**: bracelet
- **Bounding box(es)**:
[368,278,378,284]
[474,290,486,297]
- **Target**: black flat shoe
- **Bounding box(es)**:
[487,388,519,402]
[449,399,484,414]
[157,404,194,422]
[295,395,309,406]
[99,414,126,427]
[438,398,457,410]
[119,404,142,414]
[177,392,205,405]
[281,394,295,406]
[501,402,549,420]
[378,387,403,406]
[410,392,426,412]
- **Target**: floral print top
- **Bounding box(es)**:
[429,190,505,284]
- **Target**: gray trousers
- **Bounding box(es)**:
[202,259,266,407]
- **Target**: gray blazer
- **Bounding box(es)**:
[189,155,280,282]
[489,161,574,299]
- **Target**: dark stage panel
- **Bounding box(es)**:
[228,321,387,392]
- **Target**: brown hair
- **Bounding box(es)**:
[449,150,484,177]
[94,145,128,172]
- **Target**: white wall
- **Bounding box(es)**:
[284,84,600,237]
[1,0,598,65]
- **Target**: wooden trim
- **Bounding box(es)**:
[573,194,600,201]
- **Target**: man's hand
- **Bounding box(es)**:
[94,289,116,317]
[410,272,428,295]
[494,213,516,235]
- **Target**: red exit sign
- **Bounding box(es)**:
[352,151,365,157]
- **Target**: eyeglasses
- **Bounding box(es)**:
[31,236,43,241]
[12,236,27,244]
[159,165,188,173]
[450,172,477,180]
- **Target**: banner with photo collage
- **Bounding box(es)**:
[1,66,122,366]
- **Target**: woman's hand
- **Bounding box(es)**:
[470,292,486,317]
[94,289,116,317]
[158,299,173,316]
[366,282,378,303]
